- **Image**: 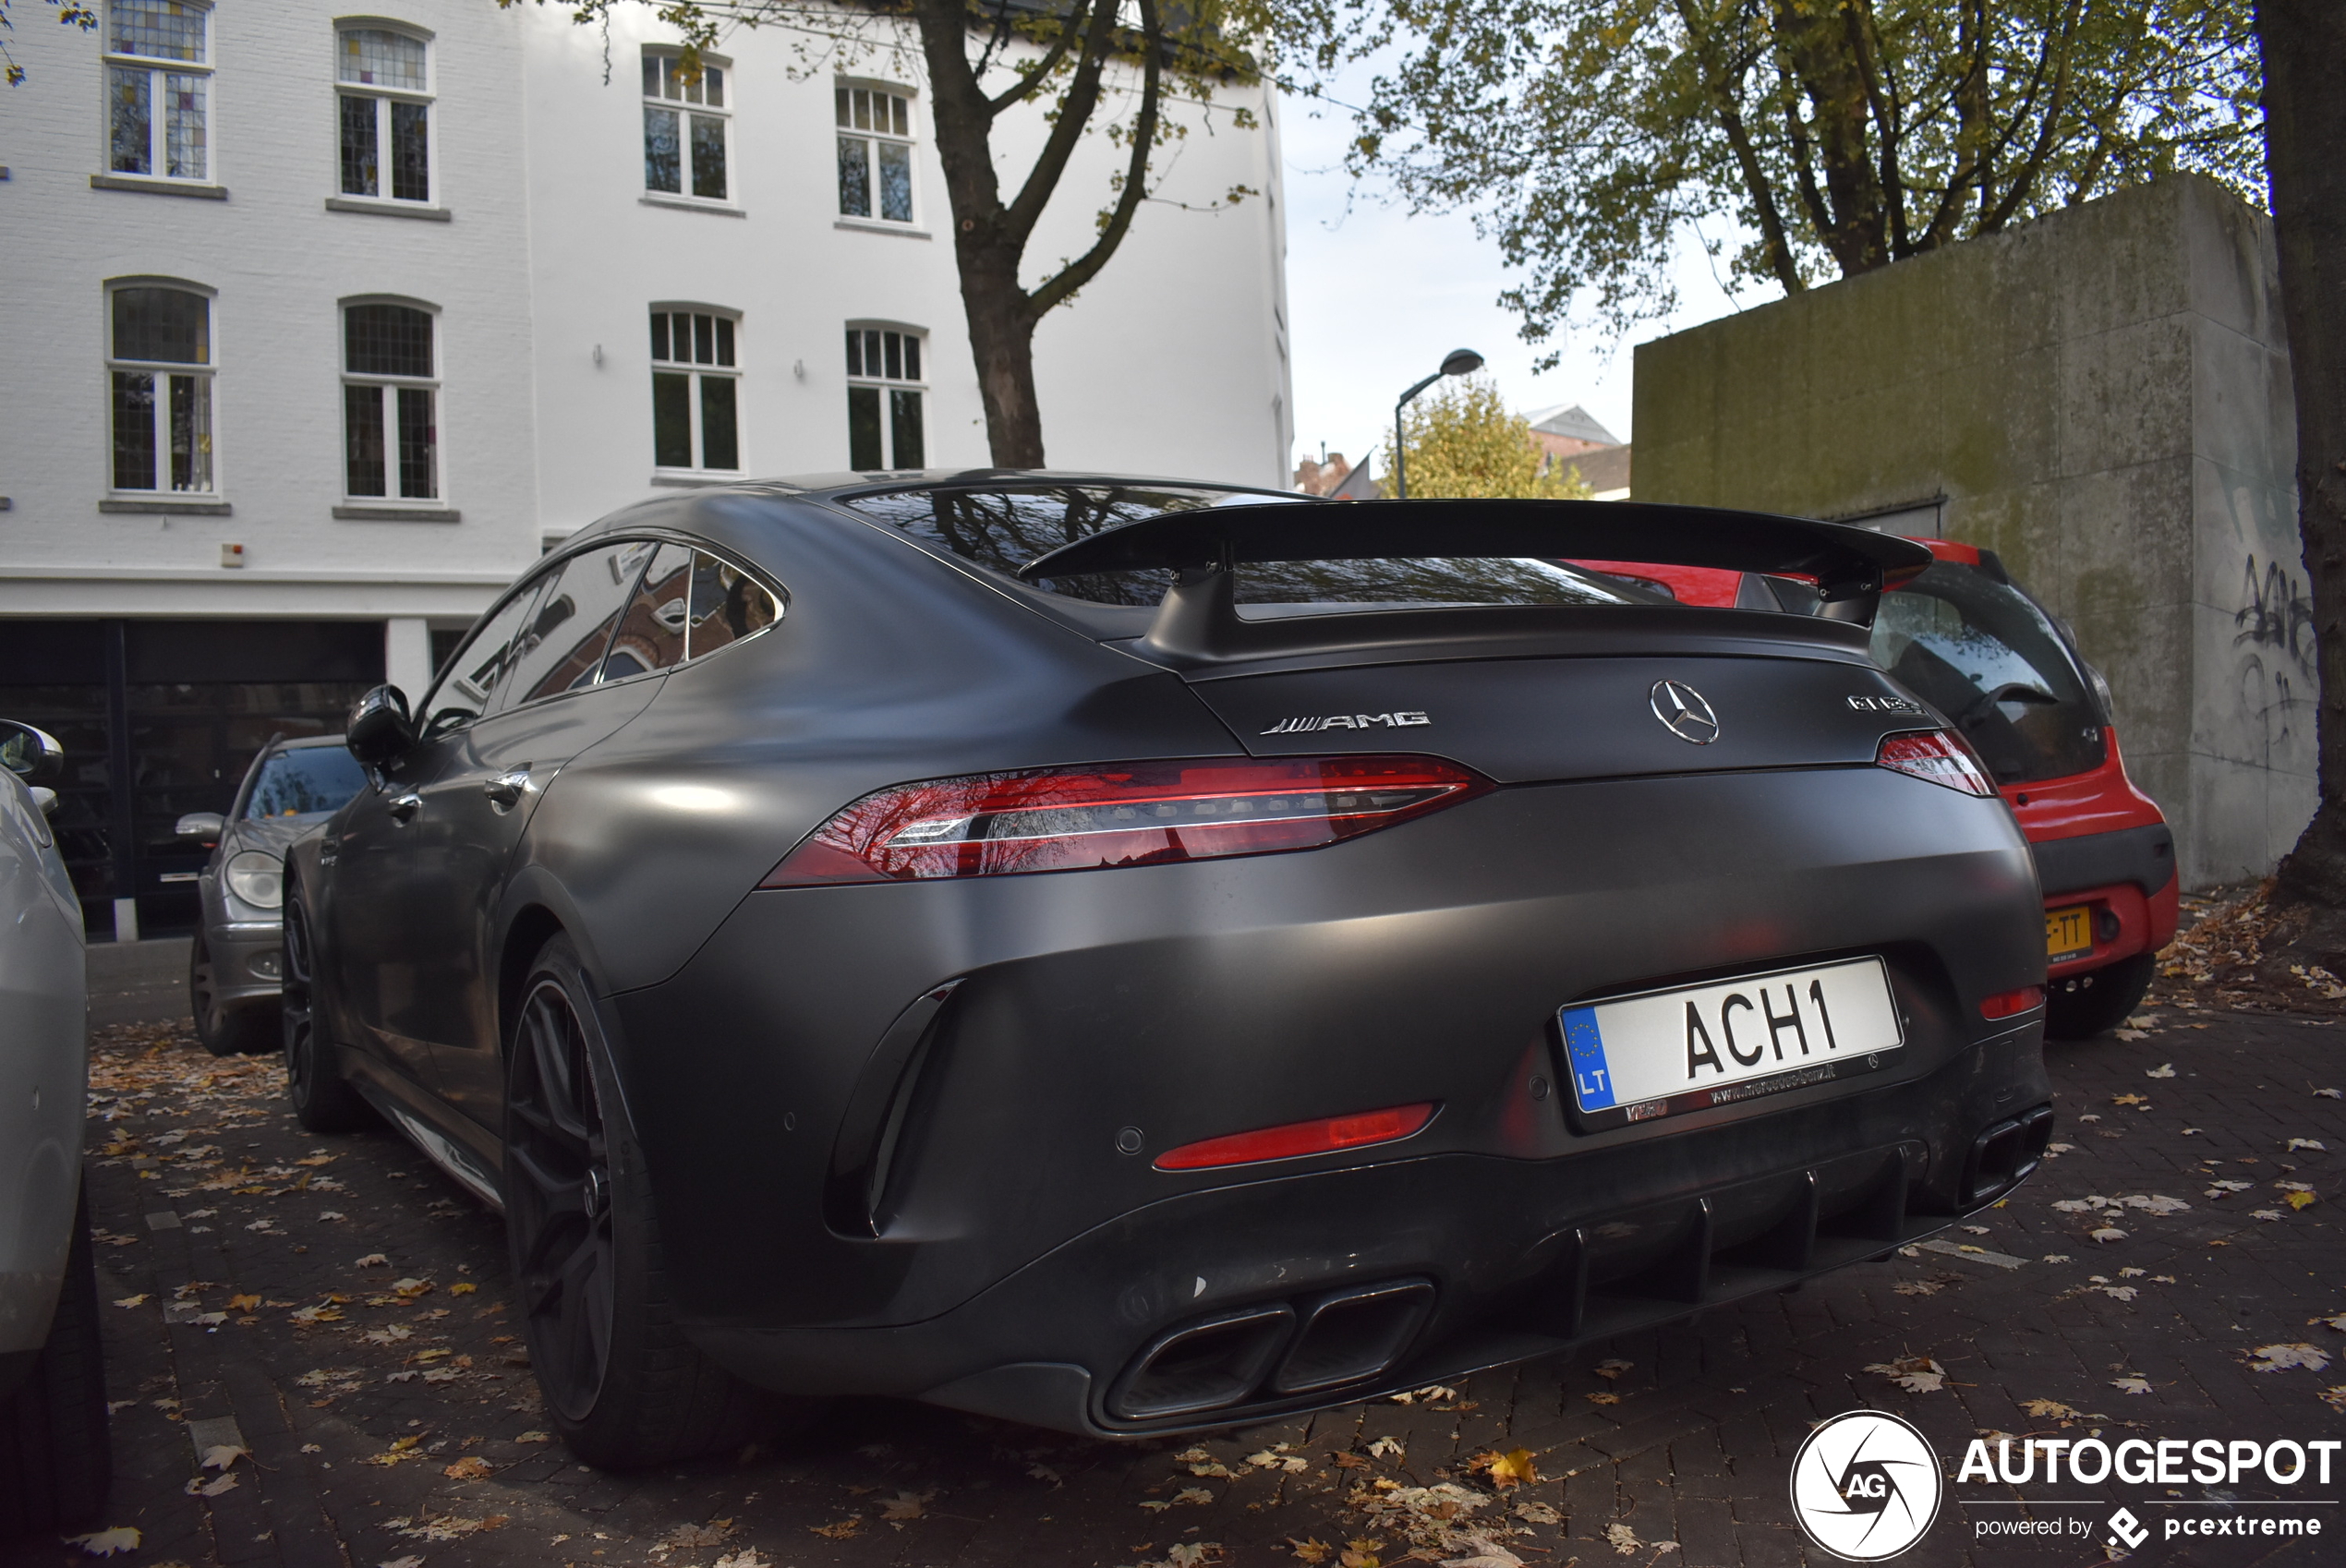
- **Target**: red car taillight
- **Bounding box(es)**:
[1154,1103,1437,1171]
[1875,730,1997,796]
[760,754,1492,887]
[1980,985,2044,1019]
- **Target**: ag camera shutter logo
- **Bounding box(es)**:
[1790,1410,1944,1561]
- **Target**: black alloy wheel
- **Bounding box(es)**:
[501,935,806,1468]
[191,931,270,1056]
[504,971,618,1423]
[280,890,369,1132]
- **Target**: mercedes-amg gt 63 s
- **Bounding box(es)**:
[283,476,2053,1467]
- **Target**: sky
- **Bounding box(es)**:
[1276,81,1768,480]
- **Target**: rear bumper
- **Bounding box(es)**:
[691,1024,2050,1436]
[2034,822,2181,978]
[603,764,2044,1421]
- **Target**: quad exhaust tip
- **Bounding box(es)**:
[1107,1278,1437,1422]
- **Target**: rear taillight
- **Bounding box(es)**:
[1980,985,2044,1019]
[760,754,1491,887]
[1154,1103,1437,1171]
[1875,730,1997,796]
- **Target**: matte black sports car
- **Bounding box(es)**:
[284,475,2052,1468]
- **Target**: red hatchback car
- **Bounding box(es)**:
[1575,539,2177,1037]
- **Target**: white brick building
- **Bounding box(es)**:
[0,0,1292,935]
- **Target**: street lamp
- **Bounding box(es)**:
[1393,347,1484,500]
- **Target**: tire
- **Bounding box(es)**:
[0,1183,112,1538]
[190,931,274,1057]
[2045,952,2157,1040]
[281,887,372,1133]
[503,935,815,1469]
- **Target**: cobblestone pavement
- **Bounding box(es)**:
[16,1007,2344,1568]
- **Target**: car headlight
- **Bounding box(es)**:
[224,850,284,910]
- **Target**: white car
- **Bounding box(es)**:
[0,720,109,1532]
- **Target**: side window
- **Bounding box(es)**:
[835,83,915,223]
[105,0,213,184]
[335,25,432,204]
[599,543,693,681]
[420,577,548,737]
[684,551,781,659]
[642,49,729,202]
[499,541,658,709]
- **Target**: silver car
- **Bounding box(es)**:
[176,735,366,1056]
[0,720,110,1533]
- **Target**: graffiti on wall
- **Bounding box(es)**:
[2231,554,2316,770]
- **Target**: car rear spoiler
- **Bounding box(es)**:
[1015,499,1934,662]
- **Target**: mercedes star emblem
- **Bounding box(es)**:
[1651,679,1721,744]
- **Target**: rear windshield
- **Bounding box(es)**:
[244,747,367,819]
[1870,563,2106,784]
[841,485,1648,610]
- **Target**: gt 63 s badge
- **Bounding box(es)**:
[1790,1410,1943,1561]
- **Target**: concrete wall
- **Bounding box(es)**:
[1634,176,2309,889]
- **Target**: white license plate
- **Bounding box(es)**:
[1558,957,1904,1126]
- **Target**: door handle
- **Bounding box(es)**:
[387,792,423,824]
[482,768,531,810]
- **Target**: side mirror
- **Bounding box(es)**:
[0,721,63,784]
[176,811,226,840]
[346,684,416,770]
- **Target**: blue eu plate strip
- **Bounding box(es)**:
[1561,1007,1614,1110]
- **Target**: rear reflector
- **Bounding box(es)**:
[762,756,1491,887]
[1153,1104,1436,1171]
[1875,730,1997,796]
[1979,986,2044,1019]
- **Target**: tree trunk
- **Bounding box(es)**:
[958,245,1046,467]
[2264,0,2346,904]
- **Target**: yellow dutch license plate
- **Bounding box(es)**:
[2046,904,2093,961]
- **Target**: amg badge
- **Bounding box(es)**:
[1260,712,1431,736]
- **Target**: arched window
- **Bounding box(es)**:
[108,282,214,493]
[335,23,434,205]
[649,307,741,473]
[844,323,925,470]
[342,300,440,501]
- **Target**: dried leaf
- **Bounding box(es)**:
[877,1490,928,1521]
[200,1443,246,1471]
[1288,1539,1332,1565]
[1173,1486,1215,1506]
[1592,1357,1633,1380]
[443,1456,493,1479]
[809,1517,863,1539]
[1585,1390,1622,1403]
[355,1253,390,1267]
[1865,1356,1947,1393]
[2090,1226,2128,1244]
[2289,1190,2319,1211]
[1367,1437,1405,1460]
[2287,1139,2328,1152]
[1469,1448,1539,1488]
[2248,1343,2332,1372]
[64,1526,142,1556]
[2021,1398,2078,1419]
[112,1295,148,1309]
[1514,1500,1562,1525]
[2252,1209,2287,1222]
[2110,1093,2149,1107]
[2146,1063,2175,1079]
[712,1552,769,1568]
[226,1293,260,1312]
[665,1519,737,1548]
[1893,1281,1941,1297]
[1441,1541,1527,1568]
[2111,1377,2155,1394]
[449,1281,477,1294]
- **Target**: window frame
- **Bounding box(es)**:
[843,321,928,472]
[339,295,445,506]
[834,78,919,226]
[103,0,216,186]
[104,275,218,497]
[333,18,437,208]
[640,47,733,206]
[647,304,744,477]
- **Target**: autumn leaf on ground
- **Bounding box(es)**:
[1585,1390,1622,1404]
[64,1526,141,1556]
[443,1456,493,1479]
[185,1471,238,1497]
[810,1517,863,1539]
[1603,1522,1680,1556]
[199,1443,246,1470]
[449,1281,477,1295]
[878,1490,930,1522]
[2288,1190,2319,1210]
[2248,1343,2331,1373]
[1514,1500,1562,1524]
[226,1293,260,1312]
[1439,1538,1527,1568]
[1339,1540,1383,1568]
[1332,1452,1370,1469]
[1592,1357,1633,1381]
[1865,1356,1948,1393]
[1893,1282,1941,1297]
[2146,1063,2175,1079]
[713,1552,769,1568]
[515,1429,552,1443]
[1367,1436,1405,1460]
[2322,1387,2346,1412]
[2111,1093,2149,1108]
[2090,1226,2128,1244]
[1469,1448,1539,1489]
[2288,1138,2328,1152]
[1172,1486,1215,1506]
[2111,1377,2155,1394]
[665,1519,737,1548]
[1027,1463,1061,1485]
[2021,1398,2078,1419]
[1166,1546,1220,1568]
[111,1295,148,1309]
[355,1253,390,1267]
[2253,1209,2287,1222]
[1288,1539,1332,1565]
[2316,1089,2343,1100]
